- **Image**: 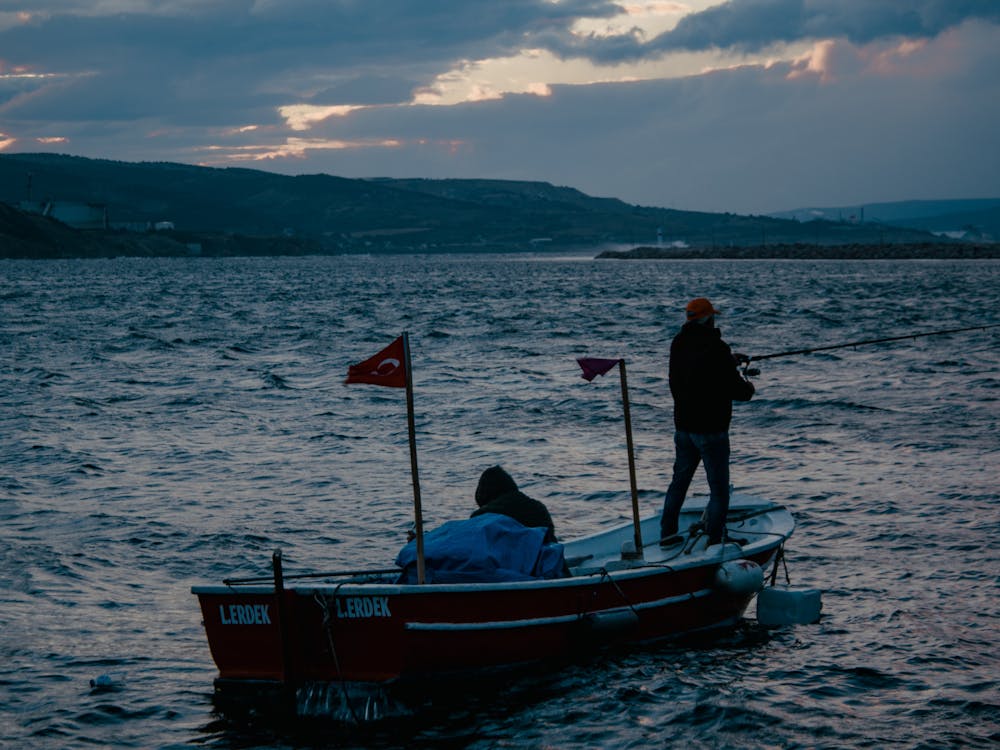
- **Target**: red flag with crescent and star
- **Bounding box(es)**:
[577,357,620,382]
[345,336,407,388]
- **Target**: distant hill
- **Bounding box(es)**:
[771,199,1000,240]
[0,153,970,257]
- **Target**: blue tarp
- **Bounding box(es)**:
[395,512,566,584]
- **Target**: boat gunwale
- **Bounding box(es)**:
[191,501,794,597]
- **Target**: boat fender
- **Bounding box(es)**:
[714,559,764,595]
[585,608,639,633]
[756,584,822,626]
[571,608,640,646]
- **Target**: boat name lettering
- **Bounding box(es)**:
[219,603,272,626]
[335,596,391,619]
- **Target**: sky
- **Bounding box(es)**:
[1,0,998,215]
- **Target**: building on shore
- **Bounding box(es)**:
[19,201,109,230]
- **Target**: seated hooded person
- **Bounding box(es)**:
[395,465,565,583]
[472,465,557,544]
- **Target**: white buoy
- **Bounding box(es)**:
[756,584,822,626]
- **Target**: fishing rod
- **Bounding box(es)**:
[741,323,1000,375]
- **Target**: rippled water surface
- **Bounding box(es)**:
[1,254,998,748]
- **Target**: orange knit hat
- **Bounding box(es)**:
[685,297,720,320]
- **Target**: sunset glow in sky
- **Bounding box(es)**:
[1,1,997,213]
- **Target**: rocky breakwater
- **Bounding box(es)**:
[597,242,999,260]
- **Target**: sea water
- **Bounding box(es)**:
[1,254,997,748]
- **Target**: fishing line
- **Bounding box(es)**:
[748,323,1000,363]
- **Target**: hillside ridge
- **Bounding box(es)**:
[0,153,983,257]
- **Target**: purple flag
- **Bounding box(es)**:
[577,357,620,382]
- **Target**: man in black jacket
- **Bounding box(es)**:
[660,297,755,547]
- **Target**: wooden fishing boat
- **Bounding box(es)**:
[192,493,795,715]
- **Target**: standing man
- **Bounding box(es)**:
[660,297,755,547]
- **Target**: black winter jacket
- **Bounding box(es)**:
[471,491,557,544]
[668,322,755,433]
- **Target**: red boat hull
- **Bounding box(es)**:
[195,546,778,686]
[193,500,794,696]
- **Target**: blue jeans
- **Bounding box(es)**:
[660,430,730,545]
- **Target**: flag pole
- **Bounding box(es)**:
[402,332,426,584]
[617,359,643,556]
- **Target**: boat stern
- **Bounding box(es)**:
[193,586,287,681]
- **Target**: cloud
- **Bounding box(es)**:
[199,135,404,163]
[243,22,999,214]
[667,0,1000,49]
[0,1,622,124]
[307,75,428,107]
[0,1,997,213]
[548,0,1000,62]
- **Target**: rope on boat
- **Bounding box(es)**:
[596,567,640,617]
[682,522,705,555]
[767,545,791,587]
[649,511,782,574]
[313,585,362,726]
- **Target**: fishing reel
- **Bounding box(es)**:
[734,353,761,378]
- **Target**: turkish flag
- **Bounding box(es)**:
[577,357,620,382]
[345,336,407,388]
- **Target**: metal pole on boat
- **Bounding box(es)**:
[577,356,644,556]
[402,332,427,585]
[272,549,296,688]
[617,360,643,556]
[748,323,1000,363]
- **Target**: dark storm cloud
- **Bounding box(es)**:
[3,0,621,69]
[550,0,1000,61]
[245,23,1000,214]
[5,1,995,124]
[1,1,998,212]
[0,0,620,123]
[664,0,1000,51]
